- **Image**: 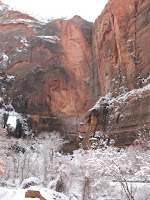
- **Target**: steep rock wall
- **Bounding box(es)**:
[0,0,150,148]
[92,0,150,96]
[86,0,150,148]
[0,3,93,140]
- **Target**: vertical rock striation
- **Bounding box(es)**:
[0,2,93,140]
[86,0,150,147]
[92,0,150,96]
[0,0,150,147]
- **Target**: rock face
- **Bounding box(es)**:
[0,2,93,140]
[0,0,150,147]
[86,0,150,148]
[25,190,46,200]
[92,0,150,96]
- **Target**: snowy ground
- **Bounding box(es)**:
[0,187,69,200]
[0,187,27,200]
[0,182,150,200]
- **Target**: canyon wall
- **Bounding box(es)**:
[86,0,150,148]
[0,0,150,148]
[0,2,93,140]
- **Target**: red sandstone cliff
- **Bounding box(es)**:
[0,2,93,140]
[0,0,150,148]
[85,0,150,148]
[92,0,150,96]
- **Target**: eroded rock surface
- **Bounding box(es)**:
[85,0,150,148]
[92,0,150,96]
[0,0,149,147]
[25,190,46,200]
[0,3,93,140]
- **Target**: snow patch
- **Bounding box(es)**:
[4,19,35,24]
[36,36,60,40]
[0,5,7,14]
[20,177,40,189]
[36,35,60,43]
[20,37,29,47]
[2,54,9,69]
[6,75,15,82]
[141,75,150,84]
[129,52,135,57]
[127,39,134,43]
[7,115,17,129]
[6,75,15,80]
[16,47,27,53]
[0,97,4,103]
[89,93,111,111]
[39,187,69,200]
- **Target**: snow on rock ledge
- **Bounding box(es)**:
[89,83,150,112]
[36,36,60,43]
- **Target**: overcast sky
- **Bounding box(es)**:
[2,0,108,22]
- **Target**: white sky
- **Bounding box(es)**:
[2,0,108,22]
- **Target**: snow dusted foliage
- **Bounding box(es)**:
[38,131,66,152]
[0,131,150,200]
[65,148,150,200]
[0,131,67,186]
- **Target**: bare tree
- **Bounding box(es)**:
[39,131,67,160]
[99,156,135,200]
[38,131,67,182]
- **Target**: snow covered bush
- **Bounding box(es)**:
[59,147,150,199]
[0,131,67,187]
[0,130,150,199]
[20,177,41,189]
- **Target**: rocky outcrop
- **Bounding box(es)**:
[0,3,93,140]
[0,0,149,147]
[85,0,150,148]
[25,190,46,200]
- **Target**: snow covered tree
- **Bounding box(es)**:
[39,131,67,160]
[38,131,67,183]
